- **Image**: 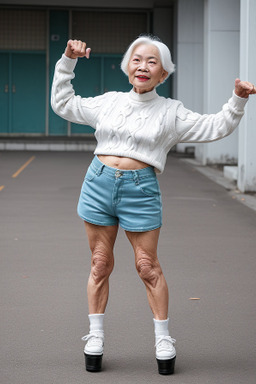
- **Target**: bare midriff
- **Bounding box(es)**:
[98,155,150,170]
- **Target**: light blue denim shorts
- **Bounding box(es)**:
[77,156,162,232]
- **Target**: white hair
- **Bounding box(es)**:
[121,35,175,82]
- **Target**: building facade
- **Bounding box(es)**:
[0,2,173,136]
[0,0,255,192]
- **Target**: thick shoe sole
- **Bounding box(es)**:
[156,356,176,375]
[84,353,103,372]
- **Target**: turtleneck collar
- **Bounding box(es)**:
[129,88,158,102]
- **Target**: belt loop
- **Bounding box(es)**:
[132,170,139,185]
[96,164,105,176]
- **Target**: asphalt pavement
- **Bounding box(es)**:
[1,151,256,384]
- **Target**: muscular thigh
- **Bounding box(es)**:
[85,221,119,257]
[125,228,160,262]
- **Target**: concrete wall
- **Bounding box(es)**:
[201,0,240,165]
[238,0,256,192]
[176,0,240,164]
[176,0,256,191]
[176,0,204,154]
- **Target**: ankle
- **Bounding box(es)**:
[88,313,105,334]
[153,318,170,342]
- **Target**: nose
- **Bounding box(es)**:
[138,64,149,72]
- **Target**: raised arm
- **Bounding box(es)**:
[51,40,108,127]
[175,79,255,143]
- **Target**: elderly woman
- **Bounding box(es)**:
[51,35,255,375]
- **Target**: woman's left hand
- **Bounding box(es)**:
[235,78,256,98]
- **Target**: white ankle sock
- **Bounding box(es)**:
[88,313,104,335]
[153,318,170,341]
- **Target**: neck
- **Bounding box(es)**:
[133,86,154,94]
[129,87,158,102]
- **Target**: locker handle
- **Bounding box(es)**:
[4,84,8,93]
[12,85,16,93]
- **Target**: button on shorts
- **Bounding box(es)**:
[77,156,162,232]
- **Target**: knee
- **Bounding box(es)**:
[91,249,114,285]
[135,252,161,289]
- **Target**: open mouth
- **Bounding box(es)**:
[136,75,150,81]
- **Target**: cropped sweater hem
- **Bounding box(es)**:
[94,149,163,174]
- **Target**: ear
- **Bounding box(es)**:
[160,70,168,84]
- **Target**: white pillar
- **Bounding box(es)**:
[176,0,204,154]
[198,0,240,165]
[237,0,256,192]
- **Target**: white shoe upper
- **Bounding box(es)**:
[155,336,176,360]
[82,332,175,360]
[82,332,104,356]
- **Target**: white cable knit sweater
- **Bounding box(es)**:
[51,54,248,173]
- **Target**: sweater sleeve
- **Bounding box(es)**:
[51,54,110,128]
[175,92,248,143]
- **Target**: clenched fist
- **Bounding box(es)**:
[64,39,91,59]
[235,78,256,98]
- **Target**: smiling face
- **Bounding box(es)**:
[127,44,168,94]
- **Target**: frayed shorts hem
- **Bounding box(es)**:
[120,223,162,232]
[78,213,118,227]
[79,214,162,233]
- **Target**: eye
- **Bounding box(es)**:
[149,61,156,64]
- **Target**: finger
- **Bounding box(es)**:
[77,41,85,54]
[235,78,241,87]
[81,42,86,53]
[74,40,83,53]
[243,82,255,94]
[85,48,91,59]
[250,83,256,94]
[70,40,84,57]
[239,82,253,93]
[245,81,254,90]
[65,40,76,58]
[76,41,88,57]
[70,39,78,53]
[67,39,72,47]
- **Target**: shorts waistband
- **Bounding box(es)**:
[91,155,156,180]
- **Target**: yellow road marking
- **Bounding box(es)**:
[0,185,5,191]
[12,156,35,178]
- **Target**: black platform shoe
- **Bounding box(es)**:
[84,353,103,372]
[155,335,176,375]
[157,356,176,375]
[82,333,104,372]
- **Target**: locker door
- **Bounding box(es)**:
[103,56,131,93]
[0,53,9,133]
[12,53,46,133]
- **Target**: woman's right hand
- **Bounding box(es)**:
[64,39,91,59]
